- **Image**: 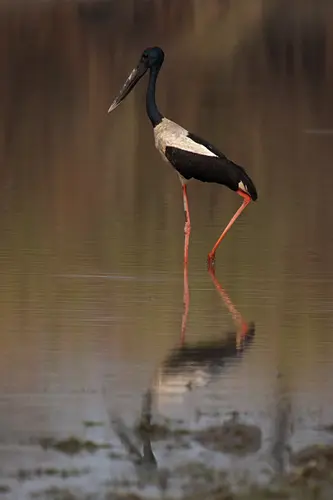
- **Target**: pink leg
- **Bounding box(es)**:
[180,258,190,345]
[208,190,251,267]
[182,185,191,265]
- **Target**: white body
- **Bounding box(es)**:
[154,118,218,158]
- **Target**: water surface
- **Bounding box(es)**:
[1,1,333,498]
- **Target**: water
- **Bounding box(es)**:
[1,1,333,498]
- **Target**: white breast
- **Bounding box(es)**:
[154,118,217,158]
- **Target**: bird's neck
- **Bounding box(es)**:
[146,67,163,127]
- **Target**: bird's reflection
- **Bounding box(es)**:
[155,261,255,395]
[109,264,255,487]
[208,265,250,350]
[182,260,251,347]
[180,255,190,344]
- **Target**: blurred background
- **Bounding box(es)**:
[1,0,333,498]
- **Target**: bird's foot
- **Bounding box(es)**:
[207,252,216,270]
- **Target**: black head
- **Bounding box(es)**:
[108,46,165,113]
[139,46,165,69]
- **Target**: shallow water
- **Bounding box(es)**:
[1,0,333,498]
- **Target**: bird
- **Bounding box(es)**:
[108,46,258,266]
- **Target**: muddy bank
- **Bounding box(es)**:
[3,419,332,500]
[13,443,333,500]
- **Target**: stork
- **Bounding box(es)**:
[108,47,258,266]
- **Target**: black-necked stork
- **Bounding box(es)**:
[108,47,258,266]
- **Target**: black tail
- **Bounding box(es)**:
[236,164,258,201]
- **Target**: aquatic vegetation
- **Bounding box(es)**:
[17,467,89,481]
[135,420,190,441]
[83,421,105,428]
[38,436,111,455]
[193,417,262,455]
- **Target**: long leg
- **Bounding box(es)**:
[182,184,191,265]
[208,190,251,266]
[180,258,189,345]
[208,266,249,348]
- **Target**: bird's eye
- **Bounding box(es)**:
[142,53,148,60]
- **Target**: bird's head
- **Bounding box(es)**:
[108,47,164,113]
[140,46,165,69]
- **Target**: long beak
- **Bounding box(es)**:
[108,61,147,113]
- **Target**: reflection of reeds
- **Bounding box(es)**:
[108,390,160,490]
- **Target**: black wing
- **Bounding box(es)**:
[187,132,227,159]
[165,146,258,201]
[163,323,255,370]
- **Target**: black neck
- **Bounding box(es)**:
[146,66,163,127]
